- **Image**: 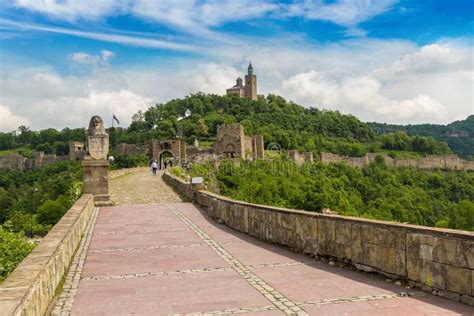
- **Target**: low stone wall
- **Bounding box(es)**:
[163,172,194,199]
[163,173,474,305]
[0,194,95,315]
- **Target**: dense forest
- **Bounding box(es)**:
[369,115,474,158]
[0,161,82,281]
[175,158,474,231]
[0,94,455,158]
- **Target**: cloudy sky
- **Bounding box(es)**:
[0,0,473,131]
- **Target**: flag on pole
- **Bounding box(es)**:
[113,114,120,125]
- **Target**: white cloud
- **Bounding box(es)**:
[279,71,449,124]
[70,49,115,66]
[0,104,30,131]
[276,42,473,124]
[11,0,394,38]
[0,62,241,130]
[284,0,398,34]
[0,40,472,131]
[13,0,128,21]
[0,19,196,51]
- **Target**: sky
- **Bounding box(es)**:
[0,0,473,131]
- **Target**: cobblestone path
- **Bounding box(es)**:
[53,172,472,315]
[109,168,183,205]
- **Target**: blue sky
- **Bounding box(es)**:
[0,0,473,130]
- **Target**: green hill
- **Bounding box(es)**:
[0,93,457,158]
[117,93,451,157]
[368,115,474,158]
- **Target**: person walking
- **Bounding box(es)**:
[164,161,168,169]
[151,160,158,175]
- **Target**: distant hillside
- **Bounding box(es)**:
[0,93,455,158]
[368,115,474,158]
[121,93,451,157]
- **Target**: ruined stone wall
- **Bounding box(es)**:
[0,154,27,170]
[186,147,220,164]
[163,172,474,306]
[252,135,265,159]
[113,143,146,156]
[321,152,474,171]
[288,150,313,165]
[0,194,95,315]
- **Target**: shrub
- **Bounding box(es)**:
[0,227,35,282]
[36,199,68,226]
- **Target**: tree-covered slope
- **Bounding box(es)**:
[368,115,474,158]
[123,93,451,157]
[0,93,455,157]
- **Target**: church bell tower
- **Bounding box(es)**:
[244,62,257,100]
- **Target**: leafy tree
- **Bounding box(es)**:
[0,227,35,282]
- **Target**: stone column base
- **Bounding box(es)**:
[94,194,113,207]
[82,158,112,206]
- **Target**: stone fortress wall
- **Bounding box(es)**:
[320,152,474,171]
[163,172,474,306]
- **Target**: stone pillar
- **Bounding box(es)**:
[82,116,112,206]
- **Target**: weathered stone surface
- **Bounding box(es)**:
[387,230,405,250]
[334,221,351,246]
[433,237,457,265]
[438,290,461,302]
[457,241,474,269]
[446,266,472,295]
[374,228,388,246]
[361,225,374,244]
[461,294,474,306]
[420,244,433,261]
[381,248,406,276]
[351,225,363,262]
[420,261,446,290]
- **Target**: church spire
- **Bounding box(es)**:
[248,61,253,75]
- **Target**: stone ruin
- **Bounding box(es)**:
[213,124,264,160]
[320,152,474,171]
[113,143,146,156]
[0,141,87,171]
[288,150,314,165]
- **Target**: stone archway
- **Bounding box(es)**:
[159,151,174,170]
[224,143,236,158]
[149,139,186,168]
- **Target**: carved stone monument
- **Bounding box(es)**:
[82,116,112,206]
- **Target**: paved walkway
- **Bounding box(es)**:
[52,171,473,315]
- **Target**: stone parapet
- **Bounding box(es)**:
[0,194,95,315]
[163,172,474,305]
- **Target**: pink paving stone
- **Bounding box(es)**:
[223,239,313,266]
[250,264,399,302]
[71,270,270,315]
[81,243,228,278]
[66,201,473,315]
[88,229,202,251]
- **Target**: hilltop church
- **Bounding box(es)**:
[226,62,257,100]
